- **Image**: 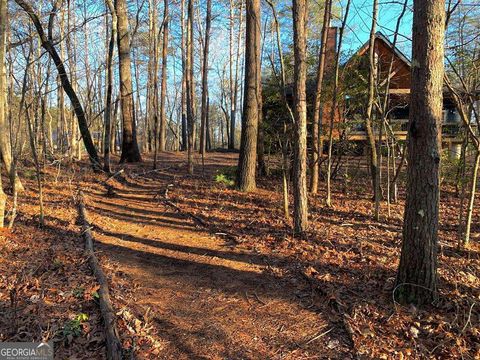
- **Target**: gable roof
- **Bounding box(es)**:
[351,32,411,68]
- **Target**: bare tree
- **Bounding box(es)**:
[292,0,308,233]
[444,4,480,247]
[104,0,118,173]
[115,0,142,163]
[159,0,169,152]
[237,0,261,191]
[14,0,101,168]
[326,0,351,207]
[265,0,293,220]
[26,61,45,227]
[180,0,188,151]
[364,0,380,220]
[186,0,196,174]
[0,0,8,227]
[445,74,480,247]
[310,0,331,194]
[200,0,211,156]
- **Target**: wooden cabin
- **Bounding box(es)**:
[280,31,464,157]
[342,32,462,154]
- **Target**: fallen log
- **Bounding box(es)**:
[105,169,125,183]
[162,199,209,227]
[77,190,123,360]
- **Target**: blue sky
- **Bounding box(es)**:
[340,0,413,57]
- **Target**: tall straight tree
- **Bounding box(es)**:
[180,0,188,151]
[395,0,445,305]
[200,0,212,155]
[292,0,308,232]
[0,0,22,192]
[309,0,331,194]
[186,0,196,174]
[232,0,244,151]
[237,0,261,191]
[365,0,380,220]
[104,0,118,172]
[148,0,160,156]
[326,0,350,207]
[228,0,236,150]
[115,0,142,163]
[0,0,8,226]
[159,0,169,152]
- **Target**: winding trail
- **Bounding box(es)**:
[80,155,348,359]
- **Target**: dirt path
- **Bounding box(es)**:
[80,159,350,359]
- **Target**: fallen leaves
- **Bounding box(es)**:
[3,154,479,359]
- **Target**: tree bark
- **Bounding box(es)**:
[365,0,380,220]
[292,0,308,233]
[0,0,8,226]
[395,0,445,305]
[326,0,351,207]
[115,0,142,163]
[462,148,480,246]
[200,0,211,155]
[186,0,196,174]
[257,68,266,175]
[228,0,236,150]
[159,0,169,152]
[237,0,261,192]
[104,0,117,173]
[310,0,331,194]
[180,0,188,151]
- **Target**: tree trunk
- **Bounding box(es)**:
[150,0,160,166]
[181,0,187,151]
[115,0,142,163]
[365,0,380,220]
[326,0,351,207]
[200,0,211,155]
[0,51,22,191]
[104,0,117,173]
[206,96,212,150]
[257,75,266,176]
[231,0,244,151]
[292,0,308,233]
[26,103,45,227]
[159,0,169,152]
[395,0,445,305]
[237,0,261,192]
[310,0,331,194]
[14,0,100,168]
[462,148,480,247]
[186,0,196,174]
[0,0,8,226]
[228,0,235,150]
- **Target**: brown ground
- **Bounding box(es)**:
[1,151,479,359]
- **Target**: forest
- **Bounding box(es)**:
[0,0,479,358]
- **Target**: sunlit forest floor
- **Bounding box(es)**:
[1,152,479,359]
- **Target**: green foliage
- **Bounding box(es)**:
[214,167,236,187]
[72,287,84,299]
[22,169,37,180]
[62,313,89,338]
[91,290,100,301]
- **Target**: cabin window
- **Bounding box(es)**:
[444,108,460,123]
